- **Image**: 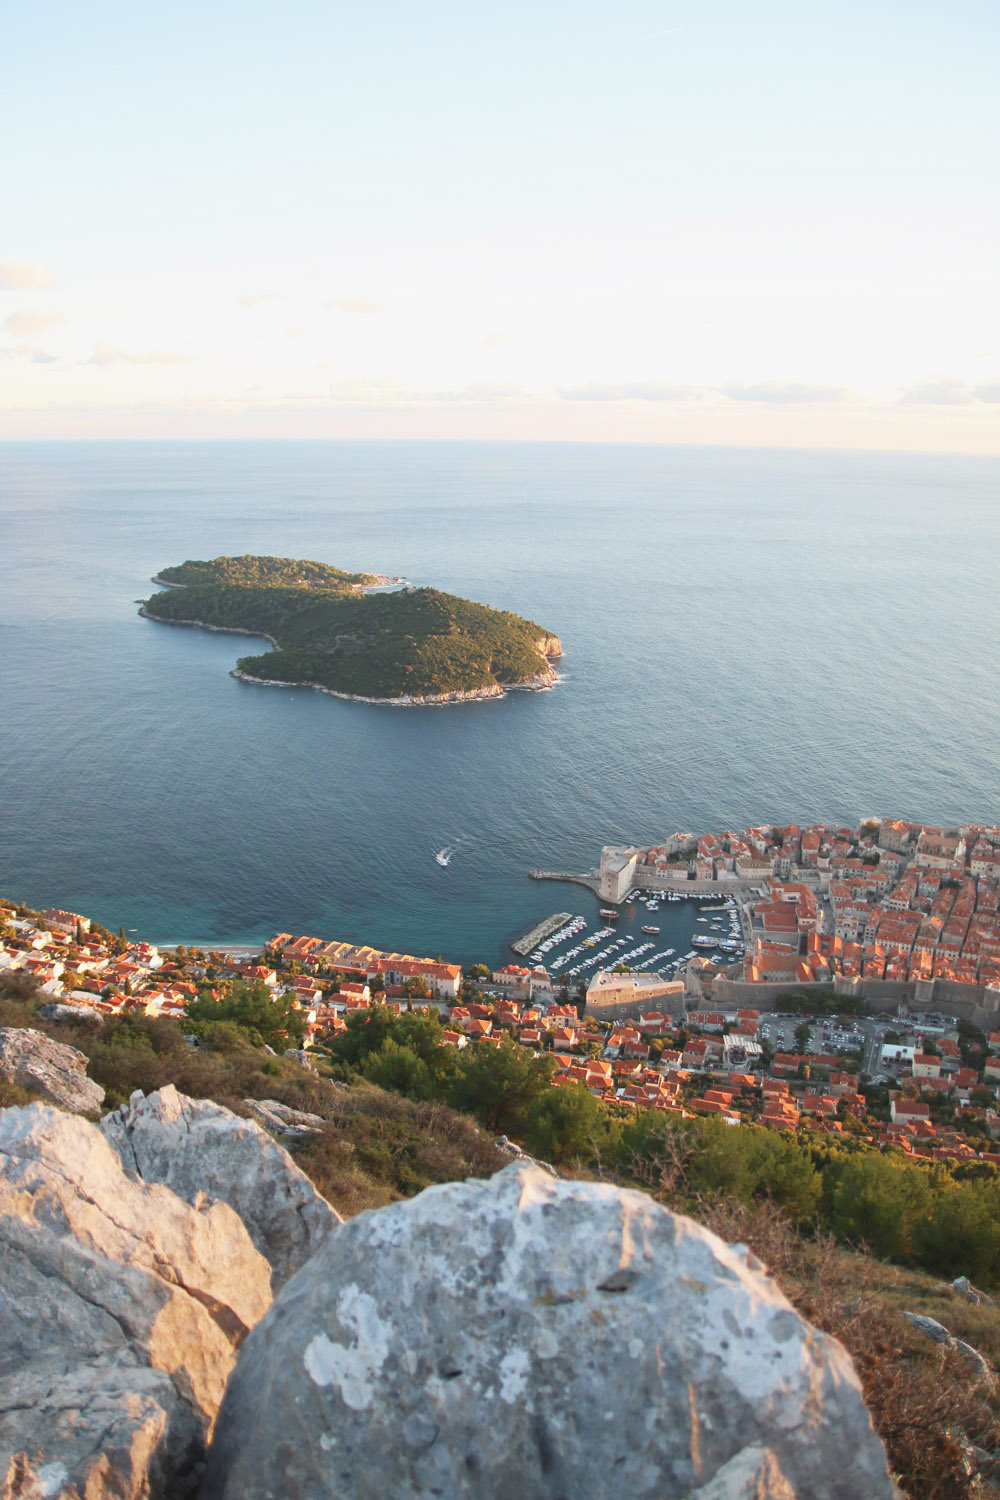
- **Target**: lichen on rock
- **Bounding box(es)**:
[202,1162,896,1500]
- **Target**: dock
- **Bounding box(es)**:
[511,912,572,957]
[528,869,602,895]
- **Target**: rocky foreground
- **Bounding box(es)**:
[0,1034,898,1500]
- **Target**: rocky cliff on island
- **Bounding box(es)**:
[0,1062,897,1498]
[140,555,562,706]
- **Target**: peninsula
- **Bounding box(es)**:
[140,555,562,704]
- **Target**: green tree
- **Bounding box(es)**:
[522,1084,617,1165]
[448,1038,553,1134]
[362,1040,435,1101]
[826,1154,932,1260]
[690,1119,821,1223]
[328,1006,395,1068]
[912,1182,1000,1284]
[185,979,305,1050]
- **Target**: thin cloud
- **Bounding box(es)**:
[900,375,973,406]
[721,381,848,403]
[285,324,308,340]
[449,381,523,402]
[559,381,694,402]
[323,378,526,405]
[326,378,409,403]
[3,309,65,338]
[0,343,60,364]
[0,259,58,289]
[899,376,1000,406]
[323,297,386,315]
[238,291,283,307]
[87,342,195,366]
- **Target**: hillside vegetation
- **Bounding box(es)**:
[142,554,561,700]
[155,555,377,589]
[2,978,1000,1496]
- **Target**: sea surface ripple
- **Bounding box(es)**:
[1,440,997,965]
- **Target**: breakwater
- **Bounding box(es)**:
[510,911,572,956]
[528,870,601,895]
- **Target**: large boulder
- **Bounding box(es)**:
[101,1085,340,1288]
[0,1026,104,1113]
[0,1103,272,1500]
[203,1163,895,1500]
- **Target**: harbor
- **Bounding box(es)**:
[509,887,747,987]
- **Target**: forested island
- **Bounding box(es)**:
[140,555,562,704]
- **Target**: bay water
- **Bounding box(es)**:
[1,441,996,966]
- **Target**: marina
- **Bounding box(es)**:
[517,885,747,987]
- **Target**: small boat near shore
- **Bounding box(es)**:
[641,924,660,935]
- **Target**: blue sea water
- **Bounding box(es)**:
[1,441,997,967]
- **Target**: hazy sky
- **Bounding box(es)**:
[2,0,998,448]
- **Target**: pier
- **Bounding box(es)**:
[510,911,573,957]
[528,869,602,896]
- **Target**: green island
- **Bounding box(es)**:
[140,554,562,704]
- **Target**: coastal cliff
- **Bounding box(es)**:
[140,556,563,706]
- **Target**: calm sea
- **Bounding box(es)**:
[1,441,997,967]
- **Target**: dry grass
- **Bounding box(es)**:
[0,997,509,1220]
[699,1197,1000,1500]
[291,1088,508,1216]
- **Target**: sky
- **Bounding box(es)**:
[1,0,998,449]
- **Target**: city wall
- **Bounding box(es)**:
[707,974,1000,1029]
[587,993,688,1024]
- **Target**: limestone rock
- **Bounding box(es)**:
[0,1026,104,1113]
[689,1446,796,1500]
[950,1275,992,1305]
[203,1163,895,1500]
[903,1312,996,1389]
[101,1086,340,1288]
[245,1096,325,1141]
[282,1048,317,1070]
[493,1134,558,1176]
[0,1103,271,1499]
[36,1002,105,1027]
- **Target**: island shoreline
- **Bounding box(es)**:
[140,606,561,706]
